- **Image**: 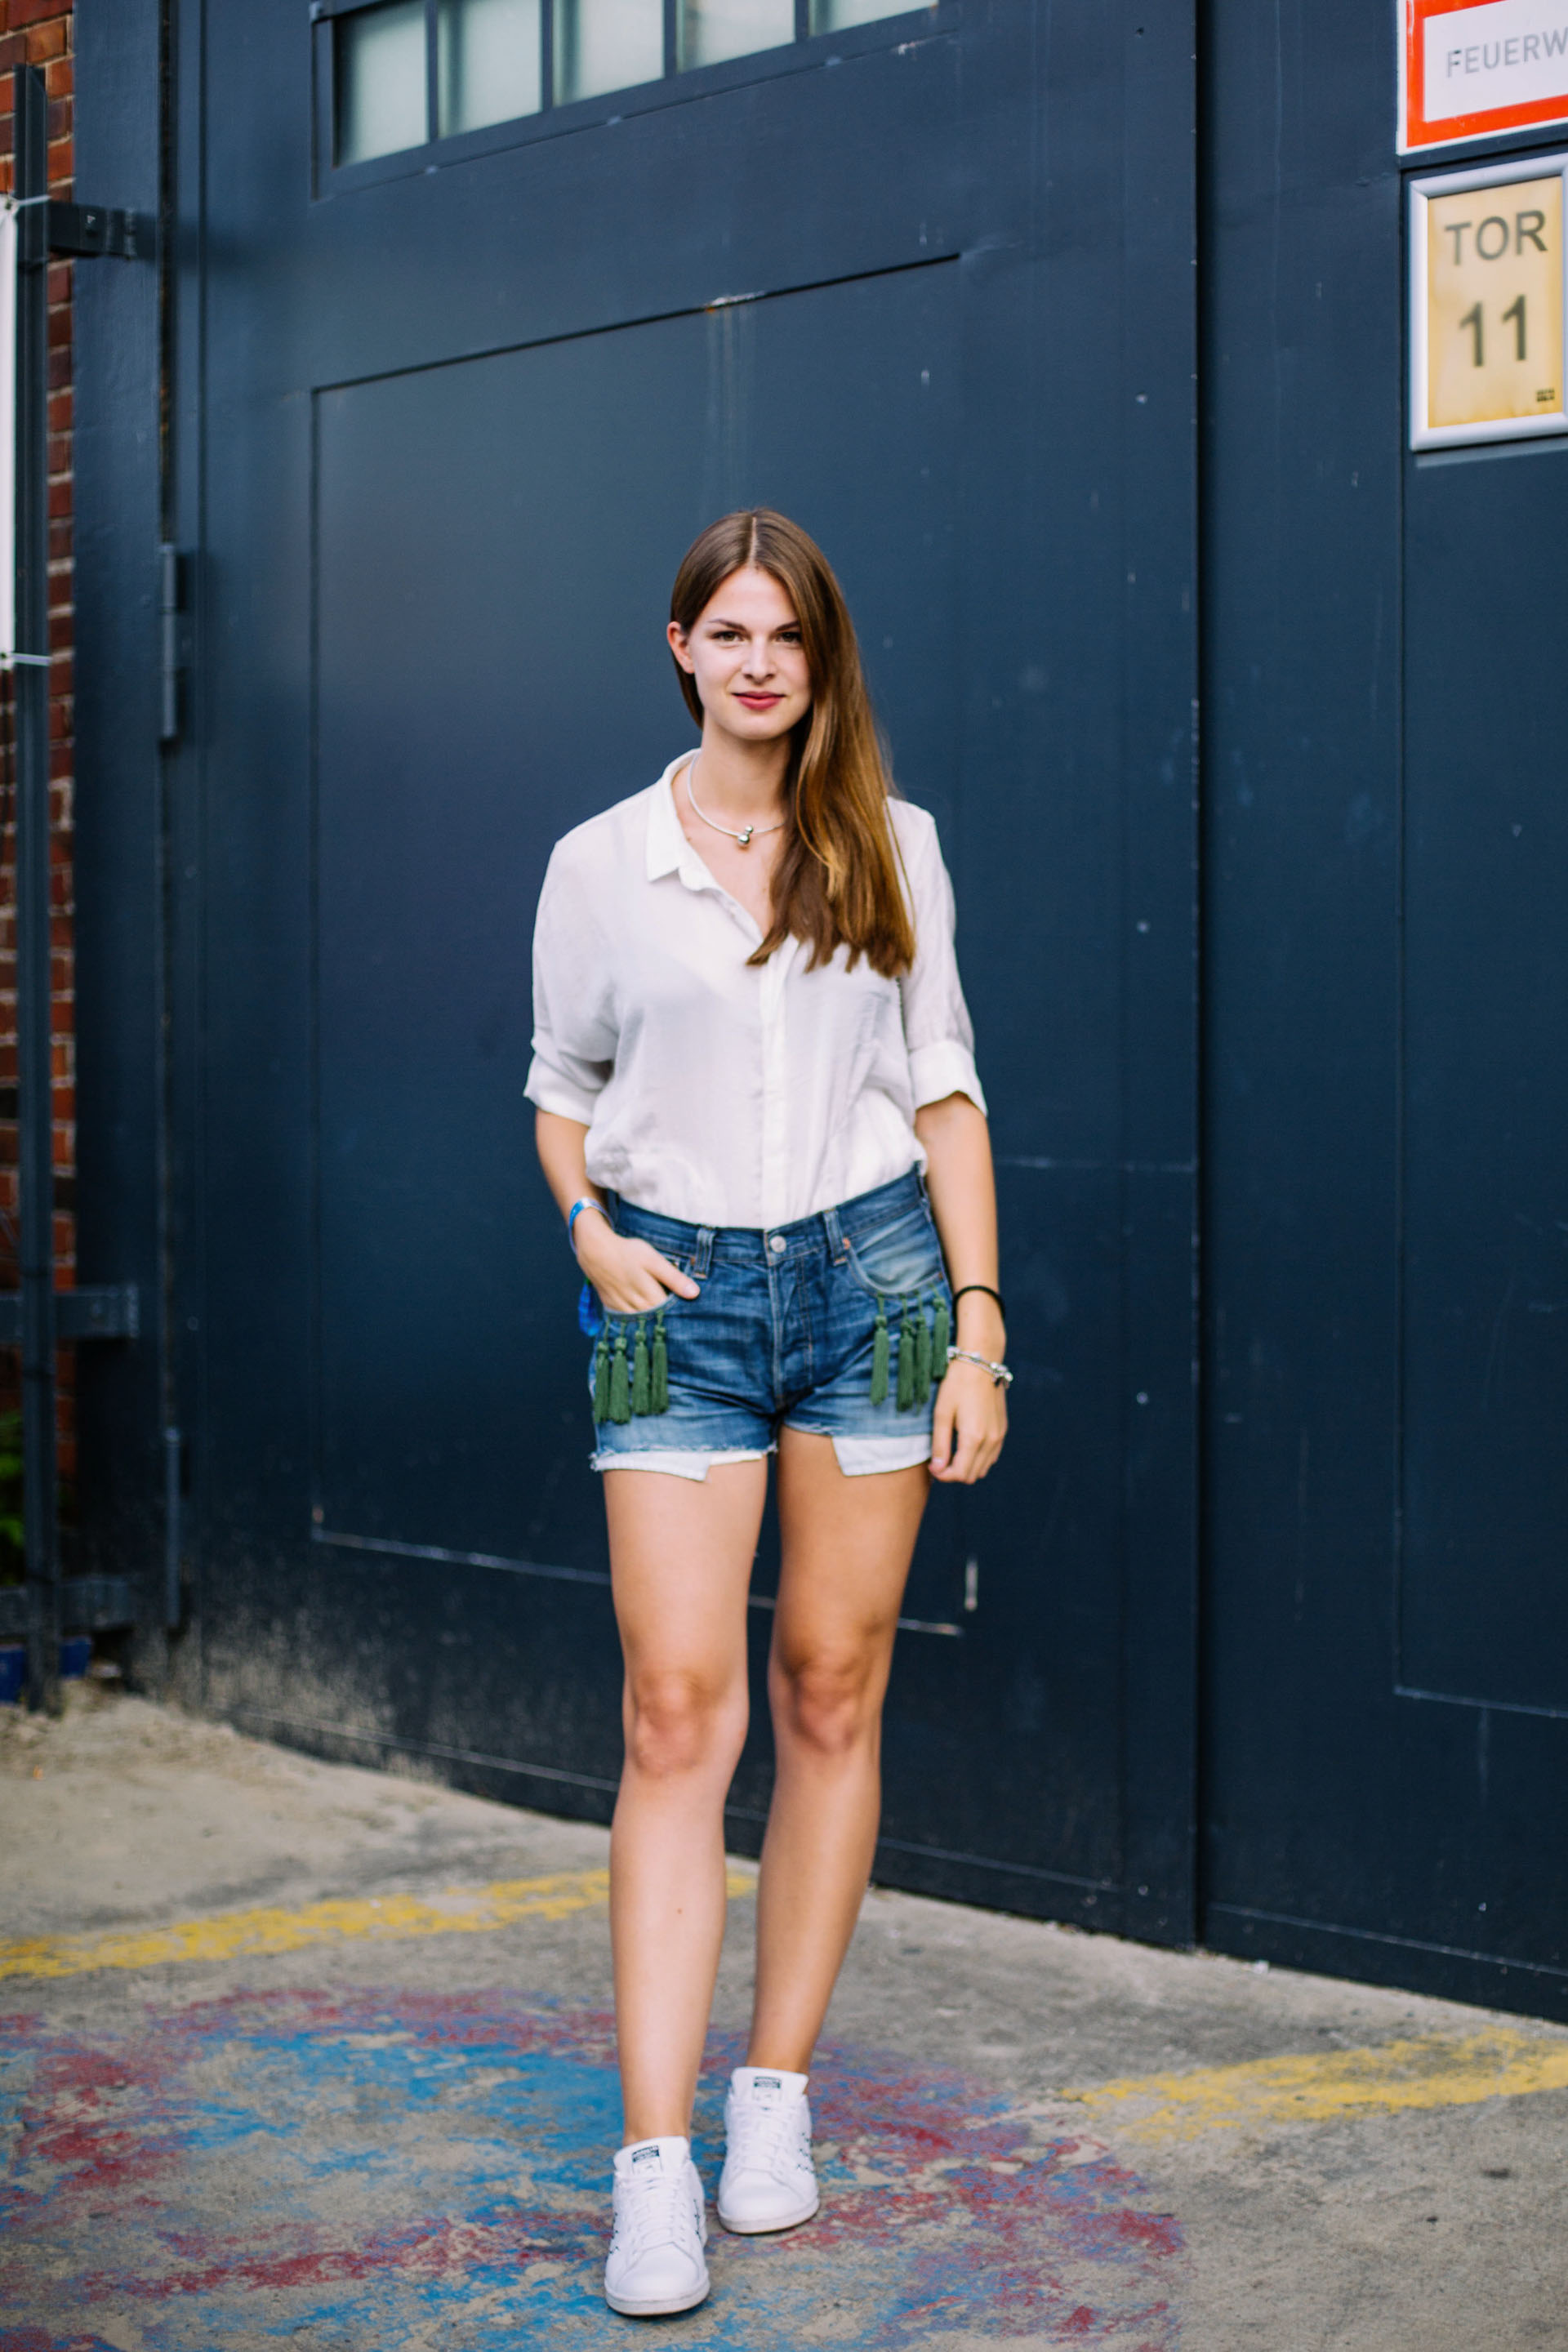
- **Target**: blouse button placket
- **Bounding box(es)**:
[758,938,795,1231]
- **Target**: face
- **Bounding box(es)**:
[667,567,813,745]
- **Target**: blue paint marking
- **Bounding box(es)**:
[0,1992,1184,2346]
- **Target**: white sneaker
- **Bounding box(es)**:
[604,2136,710,2317]
[716,2065,820,2234]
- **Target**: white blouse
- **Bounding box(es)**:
[525,754,986,1230]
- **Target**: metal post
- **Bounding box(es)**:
[14,66,58,1713]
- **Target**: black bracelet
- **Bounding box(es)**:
[951,1283,1006,1321]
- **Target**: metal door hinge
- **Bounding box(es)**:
[45,201,152,261]
[0,1285,140,1345]
[60,1285,140,1340]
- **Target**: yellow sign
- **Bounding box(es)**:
[1412,156,1568,445]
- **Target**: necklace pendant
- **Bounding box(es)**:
[737,826,754,849]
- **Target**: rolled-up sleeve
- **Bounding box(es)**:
[898,808,988,1116]
[524,841,618,1124]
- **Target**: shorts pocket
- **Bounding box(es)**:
[844,1205,947,1302]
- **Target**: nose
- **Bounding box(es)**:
[742,635,774,676]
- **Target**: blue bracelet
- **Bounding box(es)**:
[567,1196,609,1254]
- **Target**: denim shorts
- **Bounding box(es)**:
[587,1169,952,1480]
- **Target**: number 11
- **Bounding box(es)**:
[1459,298,1528,367]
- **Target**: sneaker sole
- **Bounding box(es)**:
[716,2188,821,2235]
[604,2274,710,2318]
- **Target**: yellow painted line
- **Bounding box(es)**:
[1068,2026,1568,2143]
[0,1867,758,1984]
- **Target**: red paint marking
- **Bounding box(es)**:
[80,2221,593,2301]
[127,2207,598,2301]
[0,2333,122,2352]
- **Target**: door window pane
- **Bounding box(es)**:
[681,0,793,70]
[811,0,911,29]
[336,0,429,164]
[554,0,665,101]
[439,0,542,133]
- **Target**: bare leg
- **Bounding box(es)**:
[606,1459,768,2145]
[748,1431,929,2072]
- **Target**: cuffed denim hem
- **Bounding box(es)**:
[786,1428,934,1477]
[591,1444,775,1481]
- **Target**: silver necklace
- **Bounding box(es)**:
[685,758,786,851]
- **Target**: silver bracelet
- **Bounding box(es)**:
[946,1345,1013,1389]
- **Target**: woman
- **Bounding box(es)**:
[526,510,1009,2318]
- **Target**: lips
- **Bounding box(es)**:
[735,693,783,709]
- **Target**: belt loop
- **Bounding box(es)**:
[822,1205,847,1265]
[693,1225,715,1278]
[915,1166,931,1206]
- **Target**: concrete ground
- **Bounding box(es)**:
[2,1685,1566,2351]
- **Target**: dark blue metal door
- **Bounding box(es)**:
[1204,0,1568,2017]
[74,0,1198,1940]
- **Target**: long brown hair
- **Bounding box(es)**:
[669,510,916,977]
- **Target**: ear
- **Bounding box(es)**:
[666,619,696,675]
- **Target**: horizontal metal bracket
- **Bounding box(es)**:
[45,201,151,261]
[0,1284,140,1344]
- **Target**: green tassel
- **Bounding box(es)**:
[897,1295,917,1410]
[592,1325,611,1423]
[651,1308,669,1414]
[914,1294,933,1406]
[932,1290,951,1374]
[870,1299,889,1406]
[630,1318,651,1416]
[608,1325,631,1424]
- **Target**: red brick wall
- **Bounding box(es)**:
[0,0,77,1485]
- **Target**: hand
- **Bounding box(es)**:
[574,1215,701,1316]
[929,1358,1008,1483]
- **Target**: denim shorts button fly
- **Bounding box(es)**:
[768,1234,786,1254]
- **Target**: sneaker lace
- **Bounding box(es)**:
[617,2167,693,2261]
[729,2098,809,2180]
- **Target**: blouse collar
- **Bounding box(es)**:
[645,754,704,886]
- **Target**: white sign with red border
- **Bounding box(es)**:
[1403,0,1568,150]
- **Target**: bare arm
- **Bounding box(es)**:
[915,1091,1008,1483]
[533,1109,700,1313]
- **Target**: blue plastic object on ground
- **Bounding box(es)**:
[0,1634,92,1703]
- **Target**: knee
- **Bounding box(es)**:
[624,1668,744,1782]
[773,1650,878,1762]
